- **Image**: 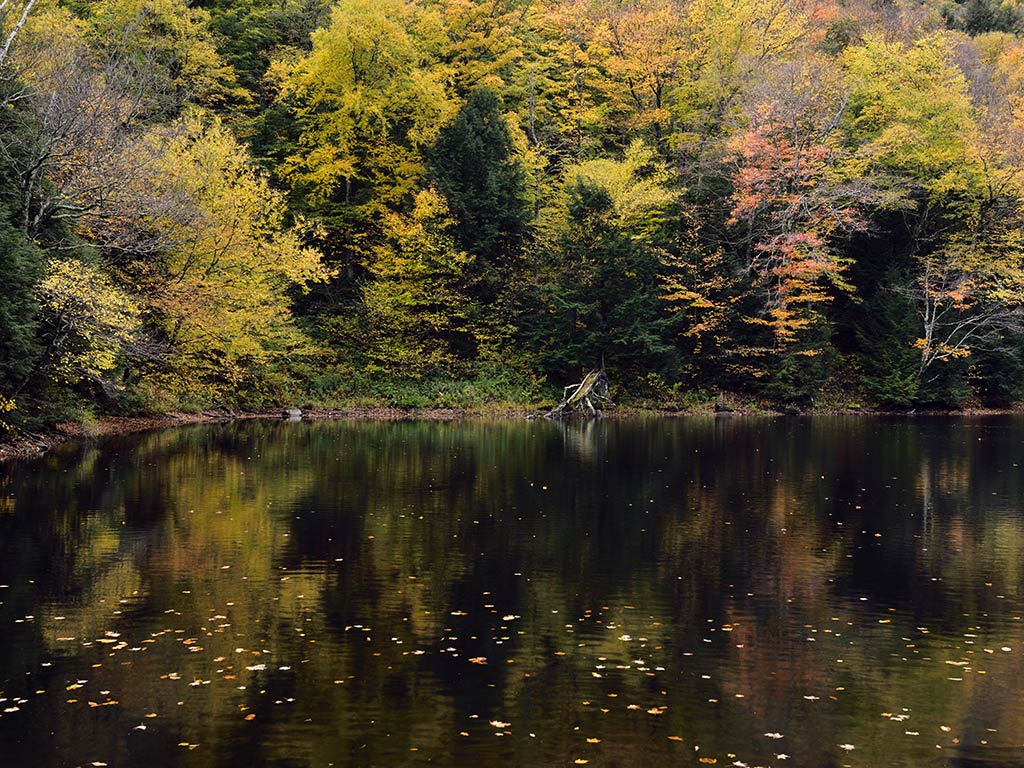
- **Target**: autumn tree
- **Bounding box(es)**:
[0,0,36,71]
[658,209,744,387]
[363,189,483,376]
[272,0,452,250]
[840,33,1024,404]
[726,58,867,400]
[83,0,243,115]
[428,0,529,97]
[128,112,326,402]
[35,257,141,390]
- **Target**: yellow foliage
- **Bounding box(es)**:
[86,0,244,110]
[363,188,480,375]
[141,111,327,397]
[842,33,983,206]
[561,141,675,235]
[37,258,141,383]
[273,0,454,209]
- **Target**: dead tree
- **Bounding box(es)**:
[545,368,613,418]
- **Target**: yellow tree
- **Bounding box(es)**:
[135,111,326,401]
[0,0,37,70]
[271,0,453,238]
[363,188,482,376]
[842,34,1023,380]
[84,0,243,114]
[428,0,529,96]
[675,0,811,169]
[35,258,141,386]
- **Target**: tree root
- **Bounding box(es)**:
[545,369,613,419]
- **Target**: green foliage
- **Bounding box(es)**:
[1,0,1024,425]
[527,143,676,380]
[428,87,530,281]
[944,0,1023,34]
[0,215,43,394]
[362,188,481,377]
[304,364,543,408]
[200,0,329,96]
[760,344,838,406]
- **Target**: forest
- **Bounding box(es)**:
[1,0,1024,427]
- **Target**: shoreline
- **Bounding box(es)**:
[1,403,1021,462]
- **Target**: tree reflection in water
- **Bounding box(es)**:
[0,415,1022,767]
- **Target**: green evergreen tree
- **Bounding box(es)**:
[529,178,673,379]
[427,87,529,290]
[0,215,43,397]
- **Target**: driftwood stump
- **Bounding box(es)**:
[545,369,613,418]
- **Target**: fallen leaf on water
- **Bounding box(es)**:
[244,714,256,721]
[586,738,600,743]
[489,720,510,728]
[469,657,487,665]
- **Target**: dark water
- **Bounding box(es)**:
[1,416,1023,768]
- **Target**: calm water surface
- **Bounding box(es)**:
[1,416,1023,767]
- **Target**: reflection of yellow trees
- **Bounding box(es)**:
[5,417,1024,765]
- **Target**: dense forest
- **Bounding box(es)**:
[1,0,1024,427]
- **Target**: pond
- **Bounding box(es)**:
[1,415,1023,767]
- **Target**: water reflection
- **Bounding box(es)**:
[0,416,1022,767]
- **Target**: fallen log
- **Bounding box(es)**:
[545,368,613,419]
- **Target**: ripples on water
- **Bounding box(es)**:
[0,416,1023,767]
